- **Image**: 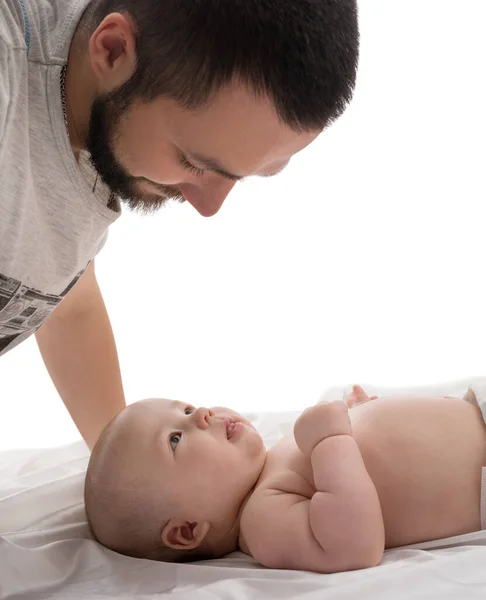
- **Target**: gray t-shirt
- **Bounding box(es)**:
[0,0,120,356]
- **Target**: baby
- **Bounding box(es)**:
[84,384,486,573]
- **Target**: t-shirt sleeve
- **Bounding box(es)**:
[0,39,11,144]
[95,230,110,256]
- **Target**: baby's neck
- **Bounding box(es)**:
[213,463,267,557]
[210,486,257,557]
[235,488,256,556]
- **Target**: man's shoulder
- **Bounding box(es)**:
[0,0,28,50]
[1,0,91,65]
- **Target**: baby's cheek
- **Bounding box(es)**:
[211,406,240,419]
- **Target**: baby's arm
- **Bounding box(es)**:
[293,401,384,571]
[241,402,384,573]
[345,384,461,408]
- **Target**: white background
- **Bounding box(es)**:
[1,0,485,450]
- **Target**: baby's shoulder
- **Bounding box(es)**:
[239,440,317,570]
[252,436,315,498]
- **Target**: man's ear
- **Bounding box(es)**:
[161,519,211,551]
[88,12,137,90]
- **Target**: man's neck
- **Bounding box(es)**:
[64,36,97,157]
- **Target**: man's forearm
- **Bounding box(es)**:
[36,264,126,450]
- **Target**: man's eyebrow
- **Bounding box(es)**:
[185,151,287,181]
[185,151,245,181]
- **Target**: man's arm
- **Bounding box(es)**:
[36,261,126,450]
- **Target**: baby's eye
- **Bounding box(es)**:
[169,433,182,449]
[184,406,195,415]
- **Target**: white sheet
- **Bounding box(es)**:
[2,378,486,599]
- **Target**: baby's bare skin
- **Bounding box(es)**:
[241,391,486,565]
[352,395,485,547]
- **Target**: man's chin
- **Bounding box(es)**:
[119,192,184,215]
[122,197,168,215]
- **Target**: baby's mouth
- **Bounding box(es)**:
[225,418,237,440]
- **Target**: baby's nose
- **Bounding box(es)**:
[193,407,214,429]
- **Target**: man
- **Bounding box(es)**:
[0,0,359,449]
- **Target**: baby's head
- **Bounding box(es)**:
[84,398,266,562]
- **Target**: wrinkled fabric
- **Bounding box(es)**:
[2,380,486,599]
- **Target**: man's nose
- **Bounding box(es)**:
[181,180,237,217]
[192,407,214,429]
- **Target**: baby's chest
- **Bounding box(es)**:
[257,437,315,497]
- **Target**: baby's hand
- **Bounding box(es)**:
[345,385,378,409]
[294,401,352,457]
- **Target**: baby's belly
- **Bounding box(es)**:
[351,397,486,548]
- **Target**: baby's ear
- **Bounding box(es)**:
[161,519,211,550]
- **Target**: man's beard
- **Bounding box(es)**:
[86,94,185,215]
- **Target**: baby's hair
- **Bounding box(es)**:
[84,409,218,563]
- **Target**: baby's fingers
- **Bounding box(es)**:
[346,385,378,408]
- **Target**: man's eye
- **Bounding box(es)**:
[180,155,205,177]
[170,433,182,449]
[184,407,195,415]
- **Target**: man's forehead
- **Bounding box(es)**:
[166,84,320,178]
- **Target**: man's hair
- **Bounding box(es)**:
[80,0,359,131]
[84,416,221,563]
